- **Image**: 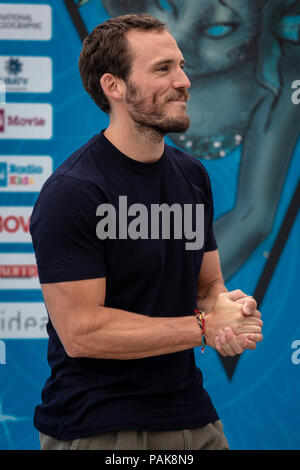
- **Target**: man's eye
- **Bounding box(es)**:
[158,66,169,72]
[201,23,239,39]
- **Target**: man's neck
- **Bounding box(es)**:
[104,122,165,164]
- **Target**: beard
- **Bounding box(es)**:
[125,80,191,137]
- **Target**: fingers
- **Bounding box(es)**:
[237,297,258,316]
[215,327,244,357]
[215,333,235,357]
[235,324,262,335]
[211,291,263,357]
[236,333,263,351]
[224,289,246,301]
[215,329,264,356]
[237,334,257,350]
[240,333,263,344]
[225,290,261,318]
[238,314,263,327]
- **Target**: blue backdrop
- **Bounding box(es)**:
[0,0,299,450]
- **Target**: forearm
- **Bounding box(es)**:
[68,307,203,360]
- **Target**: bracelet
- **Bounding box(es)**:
[194,308,206,354]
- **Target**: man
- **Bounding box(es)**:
[30,14,263,451]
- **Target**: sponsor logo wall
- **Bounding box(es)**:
[0,0,53,383]
[0,0,58,451]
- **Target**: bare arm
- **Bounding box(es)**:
[196,250,228,313]
[41,277,203,360]
[42,252,262,360]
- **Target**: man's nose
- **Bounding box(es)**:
[173,67,191,90]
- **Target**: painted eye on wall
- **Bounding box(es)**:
[156,0,177,17]
[201,23,239,39]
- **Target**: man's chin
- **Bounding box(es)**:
[130,113,190,136]
[165,119,191,134]
[155,114,191,135]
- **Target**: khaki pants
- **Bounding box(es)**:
[39,420,229,450]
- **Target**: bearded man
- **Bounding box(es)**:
[30,14,262,451]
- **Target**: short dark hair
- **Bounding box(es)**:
[79,13,167,113]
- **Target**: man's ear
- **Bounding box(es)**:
[100,73,126,104]
[102,0,150,17]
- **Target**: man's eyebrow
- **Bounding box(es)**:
[151,58,186,67]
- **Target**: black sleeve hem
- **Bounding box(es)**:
[38,269,106,284]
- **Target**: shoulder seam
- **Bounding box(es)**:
[42,138,100,192]
[59,137,98,177]
[43,173,98,194]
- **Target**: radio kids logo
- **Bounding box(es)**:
[0,161,40,187]
[0,156,52,191]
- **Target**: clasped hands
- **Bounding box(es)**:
[205,290,263,357]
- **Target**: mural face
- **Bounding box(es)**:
[97,0,299,156]
[132,0,266,160]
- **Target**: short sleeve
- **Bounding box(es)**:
[30,175,107,283]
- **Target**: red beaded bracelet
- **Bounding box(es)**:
[194,308,206,353]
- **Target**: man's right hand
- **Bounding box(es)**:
[205,292,263,356]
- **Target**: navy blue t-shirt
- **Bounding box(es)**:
[30,131,219,440]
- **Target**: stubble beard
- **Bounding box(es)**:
[125,80,191,141]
